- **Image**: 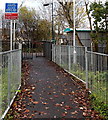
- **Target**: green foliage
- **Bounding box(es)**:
[68,64,108,119]
[89,1,108,46]
[89,2,105,23]
[1,67,20,115]
[16,90,21,93]
[69,64,108,102]
[90,94,108,119]
[17,6,51,42]
[36,19,51,41]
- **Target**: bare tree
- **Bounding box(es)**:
[57,0,87,46]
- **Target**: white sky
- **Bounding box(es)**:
[0,0,42,12]
[0,0,102,13]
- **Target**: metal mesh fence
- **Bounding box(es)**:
[52,45,108,103]
[86,51,108,103]
[0,49,21,119]
[0,15,2,117]
[52,45,86,81]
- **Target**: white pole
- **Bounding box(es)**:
[13,20,16,49]
[10,20,13,51]
[73,0,76,64]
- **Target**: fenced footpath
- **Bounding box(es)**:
[0,49,21,119]
[52,45,108,104]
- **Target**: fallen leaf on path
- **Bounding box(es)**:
[24,109,30,113]
[54,95,59,98]
[48,86,52,88]
[32,87,35,90]
[83,112,87,116]
[64,105,72,110]
[62,113,66,117]
[49,97,53,100]
[55,103,61,106]
[64,83,68,86]
[25,89,30,92]
[61,93,65,96]
[69,91,75,95]
[54,116,57,118]
[13,102,17,107]
[45,107,49,110]
[64,111,68,114]
[53,92,56,94]
[64,89,67,91]
[28,95,32,98]
[18,108,22,111]
[48,92,52,95]
[42,102,48,105]
[38,111,47,115]
[71,111,78,115]
[32,101,39,104]
[61,101,65,104]
[79,107,83,110]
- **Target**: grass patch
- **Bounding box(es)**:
[90,94,108,119]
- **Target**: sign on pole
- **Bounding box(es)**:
[5,3,18,20]
[5,3,18,50]
[5,13,18,19]
[5,3,18,13]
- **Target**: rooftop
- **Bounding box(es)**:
[64,28,91,32]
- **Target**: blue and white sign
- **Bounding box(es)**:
[5,3,18,13]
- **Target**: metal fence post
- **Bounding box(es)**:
[53,45,55,63]
[19,50,21,86]
[106,57,108,104]
[59,45,61,66]
[85,47,88,89]
[8,53,11,106]
[0,54,2,118]
[52,44,54,62]
[19,43,22,50]
[68,46,71,71]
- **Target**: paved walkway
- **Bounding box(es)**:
[19,57,89,119]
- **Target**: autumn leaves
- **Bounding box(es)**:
[5,58,103,119]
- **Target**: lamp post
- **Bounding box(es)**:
[106,14,108,31]
[73,0,76,64]
[43,2,54,42]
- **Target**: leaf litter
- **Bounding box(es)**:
[5,60,104,119]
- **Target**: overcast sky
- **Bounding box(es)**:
[0,0,43,12]
[0,0,101,13]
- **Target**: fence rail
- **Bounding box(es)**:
[0,49,21,119]
[52,45,108,104]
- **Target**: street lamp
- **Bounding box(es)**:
[43,2,54,42]
[73,0,76,64]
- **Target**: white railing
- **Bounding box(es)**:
[52,45,108,103]
[0,49,21,119]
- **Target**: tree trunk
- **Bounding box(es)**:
[58,1,84,47]
[75,30,84,46]
[93,42,98,52]
[85,1,98,52]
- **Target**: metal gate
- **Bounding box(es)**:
[34,41,44,57]
[43,41,52,60]
[22,41,33,59]
[22,41,44,60]
[22,40,53,60]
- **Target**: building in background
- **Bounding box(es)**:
[64,28,106,52]
[64,28,91,47]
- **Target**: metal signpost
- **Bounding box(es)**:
[5,3,18,50]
